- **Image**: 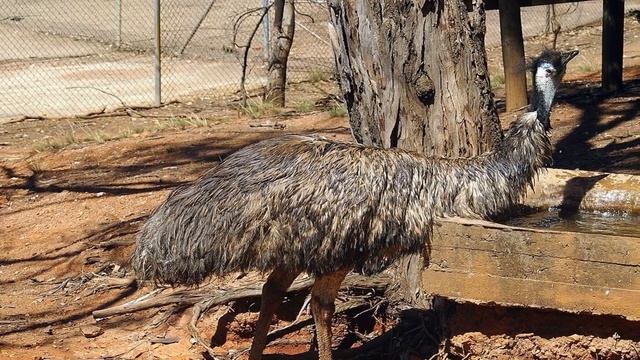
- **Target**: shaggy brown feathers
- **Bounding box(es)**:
[132,50,574,286]
[132,113,550,284]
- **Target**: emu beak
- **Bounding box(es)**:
[561,50,579,66]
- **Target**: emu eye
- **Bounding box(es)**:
[546,68,556,75]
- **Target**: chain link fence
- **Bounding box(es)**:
[0,0,333,121]
[1,1,637,121]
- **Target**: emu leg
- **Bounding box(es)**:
[248,268,300,360]
[310,268,350,360]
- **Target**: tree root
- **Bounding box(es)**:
[90,273,392,358]
[189,299,234,359]
[93,273,390,319]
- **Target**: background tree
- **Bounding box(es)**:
[265,0,295,106]
[327,0,502,306]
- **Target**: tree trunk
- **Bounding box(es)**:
[265,0,295,107]
[327,0,501,305]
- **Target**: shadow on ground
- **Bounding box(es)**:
[495,76,640,174]
[553,78,640,173]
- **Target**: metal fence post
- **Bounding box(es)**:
[116,0,122,48]
[262,0,271,60]
[153,0,161,105]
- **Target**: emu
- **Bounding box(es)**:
[132,49,577,360]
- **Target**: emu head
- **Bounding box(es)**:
[530,49,579,90]
[528,49,579,130]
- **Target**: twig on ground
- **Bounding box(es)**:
[248,121,286,129]
[189,299,233,358]
[352,330,374,342]
[99,340,147,360]
[149,336,180,344]
[90,276,136,294]
[6,100,181,123]
[45,278,71,295]
[96,238,136,249]
[295,293,311,321]
[265,298,367,344]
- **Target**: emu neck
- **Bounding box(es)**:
[529,65,558,129]
[431,112,552,219]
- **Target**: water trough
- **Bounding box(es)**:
[424,168,640,320]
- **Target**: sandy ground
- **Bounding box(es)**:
[0,14,640,360]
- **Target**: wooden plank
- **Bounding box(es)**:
[422,271,640,320]
[428,247,640,289]
[498,0,528,111]
[466,0,592,11]
[602,0,625,92]
[432,219,640,271]
[423,218,640,320]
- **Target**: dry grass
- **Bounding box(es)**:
[32,116,216,153]
[308,69,330,83]
[328,104,347,118]
[294,101,315,113]
[237,100,282,119]
[490,73,506,89]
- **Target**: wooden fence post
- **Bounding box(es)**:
[602,0,625,92]
[499,0,528,111]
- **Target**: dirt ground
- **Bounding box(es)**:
[1,17,640,360]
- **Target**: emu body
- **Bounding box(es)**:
[133,121,547,284]
[132,50,577,360]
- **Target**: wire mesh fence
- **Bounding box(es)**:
[0,1,637,121]
[0,0,333,121]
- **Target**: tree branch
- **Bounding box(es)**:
[92,273,390,319]
[239,5,273,106]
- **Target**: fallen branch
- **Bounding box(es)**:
[248,121,286,129]
[188,299,232,358]
[93,273,390,319]
[149,336,180,344]
[90,276,136,294]
[96,238,136,249]
[6,101,182,124]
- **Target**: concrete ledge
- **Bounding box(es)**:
[524,168,640,214]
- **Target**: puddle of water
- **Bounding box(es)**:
[503,209,640,237]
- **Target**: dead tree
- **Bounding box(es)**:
[265,0,295,106]
[327,0,503,306]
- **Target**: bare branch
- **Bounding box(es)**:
[239,6,272,106]
[92,273,390,319]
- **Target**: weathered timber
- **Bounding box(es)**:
[423,217,640,320]
[92,273,390,319]
[602,0,625,92]
[464,0,591,11]
[523,168,640,214]
[327,0,501,156]
[498,0,528,111]
[265,0,295,106]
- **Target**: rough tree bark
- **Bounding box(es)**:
[327,0,502,306]
[265,0,295,106]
